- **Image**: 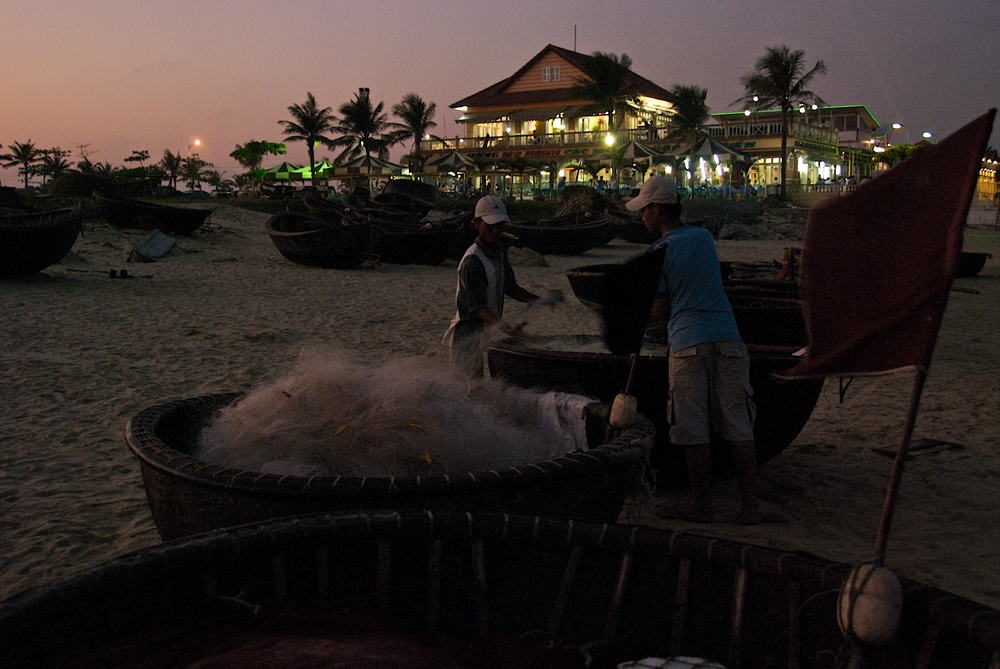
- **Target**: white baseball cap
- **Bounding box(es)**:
[474,195,510,225]
[625,175,679,211]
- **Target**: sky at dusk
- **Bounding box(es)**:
[2,0,998,184]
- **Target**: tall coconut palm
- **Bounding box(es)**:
[568,52,639,135]
[278,92,337,185]
[1,141,43,188]
[388,93,441,173]
[668,85,710,141]
[160,149,183,190]
[389,94,438,154]
[735,45,826,199]
[329,88,397,165]
[37,148,72,184]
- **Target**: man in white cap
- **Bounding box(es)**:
[443,195,539,377]
[626,175,762,524]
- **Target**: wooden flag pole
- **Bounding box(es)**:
[873,369,928,566]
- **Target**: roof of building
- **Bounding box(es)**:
[713,104,880,130]
[450,44,677,110]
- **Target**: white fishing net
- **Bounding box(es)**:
[195,349,595,478]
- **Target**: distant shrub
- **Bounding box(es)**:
[46,173,120,197]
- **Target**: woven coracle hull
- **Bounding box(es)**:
[94,193,212,235]
[264,211,376,268]
[955,251,991,277]
[125,393,655,541]
[0,206,82,278]
[488,335,822,484]
[506,218,615,255]
[566,263,806,347]
[373,224,462,265]
[1,512,995,669]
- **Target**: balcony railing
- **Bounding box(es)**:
[423,127,667,153]
[426,122,838,155]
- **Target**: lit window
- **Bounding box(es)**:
[542,66,561,82]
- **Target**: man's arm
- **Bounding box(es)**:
[646,295,670,339]
[507,284,539,304]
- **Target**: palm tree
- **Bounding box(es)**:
[388,93,441,171]
[329,88,397,165]
[1,141,43,188]
[160,149,183,190]
[668,85,710,141]
[735,45,826,199]
[179,155,212,191]
[568,52,639,135]
[93,162,117,177]
[37,148,72,184]
[278,92,337,185]
[201,169,225,192]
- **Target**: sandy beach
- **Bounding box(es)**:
[1,203,997,610]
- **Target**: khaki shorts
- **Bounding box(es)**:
[667,340,756,445]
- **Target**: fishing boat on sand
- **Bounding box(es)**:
[506,212,616,255]
[125,391,654,541]
[955,251,992,277]
[1,511,995,669]
[565,263,807,348]
[304,195,469,265]
[371,220,464,265]
[94,192,213,235]
[264,211,376,269]
[0,206,83,278]
[372,178,438,215]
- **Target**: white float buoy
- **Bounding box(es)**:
[610,393,638,428]
[837,563,903,645]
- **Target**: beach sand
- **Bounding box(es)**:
[1,204,997,609]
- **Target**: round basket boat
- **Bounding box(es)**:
[125,393,655,541]
[955,251,992,278]
[487,335,823,485]
[1,511,996,669]
[565,263,806,348]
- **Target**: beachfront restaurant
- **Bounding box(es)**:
[420,43,681,196]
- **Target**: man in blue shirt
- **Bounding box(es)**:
[626,176,761,524]
[443,196,539,378]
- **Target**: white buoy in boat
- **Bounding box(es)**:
[610,393,637,428]
[837,563,903,645]
[617,657,726,668]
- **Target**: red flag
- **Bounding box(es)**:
[782,109,995,379]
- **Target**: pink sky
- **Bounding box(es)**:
[3,0,997,184]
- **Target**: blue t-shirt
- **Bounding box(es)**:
[650,225,741,351]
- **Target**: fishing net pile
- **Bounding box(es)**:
[195,351,595,478]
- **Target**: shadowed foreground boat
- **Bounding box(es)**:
[0,511,995,669]
[955,251,992,277]
[488,335,822,485]
[94,192,213,235]
[264,211,377,269]
[0,206,83,278]
[565,263,807,348]
[125,392,654,540]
